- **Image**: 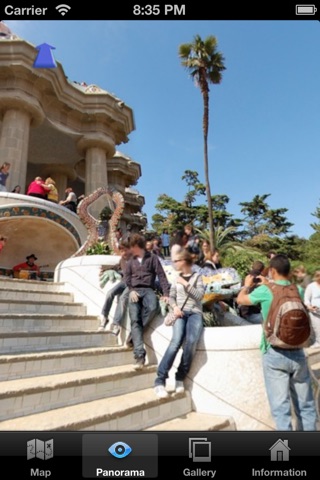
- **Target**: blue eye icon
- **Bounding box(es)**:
[108,442,132,459]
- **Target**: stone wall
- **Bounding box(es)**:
[55,255,275,431]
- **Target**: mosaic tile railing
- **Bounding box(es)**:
[0,205,81,245]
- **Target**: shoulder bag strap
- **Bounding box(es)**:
[180,273,197,310]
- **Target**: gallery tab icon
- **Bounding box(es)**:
[189,437,211,462]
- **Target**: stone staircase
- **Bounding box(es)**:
[0,277,235,431]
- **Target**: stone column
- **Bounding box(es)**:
[0,95,44,193]
[49,172,67,202]
[77,133,115,219]
[85,147,108,194]
[0,109,32,193]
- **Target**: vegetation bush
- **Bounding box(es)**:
[223,249,266,280]
[86,241,111,256]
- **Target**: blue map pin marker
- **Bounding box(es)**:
[33,43,57,69]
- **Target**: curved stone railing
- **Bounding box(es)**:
[54,255,120,315]
[0,192,88,241]
[55,255,275,431]
[0,192,89,271]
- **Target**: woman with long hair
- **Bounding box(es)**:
[170,229,188,262]
[154,249,205,398]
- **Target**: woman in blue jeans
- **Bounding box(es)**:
[154,249,205,398]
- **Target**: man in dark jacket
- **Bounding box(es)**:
[124,233,170,369]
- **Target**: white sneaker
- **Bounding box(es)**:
[175,381,185,393]
[154,385,169,399]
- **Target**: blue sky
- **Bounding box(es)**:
[5,19,320,239]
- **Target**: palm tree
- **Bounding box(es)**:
[179,34,226,252]
[196,225,261,257]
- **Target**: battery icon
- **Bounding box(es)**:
[296,4,317,14]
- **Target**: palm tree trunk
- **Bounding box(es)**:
[203,90,215,251]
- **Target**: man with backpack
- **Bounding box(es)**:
[236,254,317,431]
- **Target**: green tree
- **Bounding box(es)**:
[302,200,320,271]
[152,171,206,232]
[179,34,226,251]
[310,199,320,233]
[211,194,242,232]
[151,171,240,235]
[239,194,293,239]
[181,170,206,208]
[303,232,320,272]
[276,235,306,261]
[152,193,190,232]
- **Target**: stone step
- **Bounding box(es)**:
[0,364,158,421]
[0,277,65,292]
[310,361,320,379]
[0,276,230,433]
[146,411,236,431]
[0,299,86,315]
[0,388,192,431]
[0,346,134,381]
[0,330,118,354]
[0,313,102,332]
[0,288,73,303]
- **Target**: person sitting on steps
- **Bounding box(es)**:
[98,239,132,337]
[124,233,170,370]
[154,249,205,398]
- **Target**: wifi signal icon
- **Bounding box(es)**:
[56,4,71,16]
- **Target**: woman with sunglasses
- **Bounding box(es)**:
[154,249,205,398]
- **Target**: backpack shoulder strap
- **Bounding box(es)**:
[265,283,286,323]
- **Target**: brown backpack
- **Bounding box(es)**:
[264,283,311,349]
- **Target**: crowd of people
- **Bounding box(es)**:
[97,228,319,430]
[0,173,83,280]
[26,177,81,213]
[0,167,319,429]
[0,168,83,215]
[138,225,223,272]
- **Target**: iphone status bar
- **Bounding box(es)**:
[1,2,319,20]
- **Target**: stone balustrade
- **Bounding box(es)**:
[55,255,275,431]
